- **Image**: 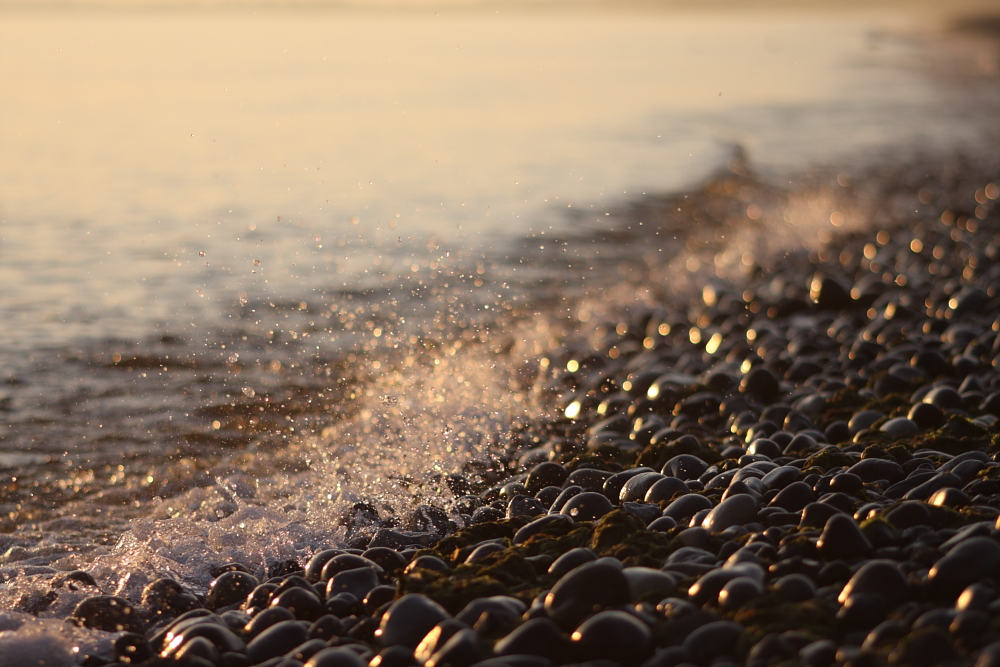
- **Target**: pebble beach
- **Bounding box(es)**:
[0,154,996,667]
[4,3,1000,667]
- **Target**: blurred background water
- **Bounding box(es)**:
[3,6,997,349]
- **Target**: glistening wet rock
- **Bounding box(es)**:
[544,558,629,630]
[376,594,451,649]
[702,494,758,532]
[927,536,1000,601]
[571,610,651,666]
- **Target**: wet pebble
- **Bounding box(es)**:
[571,610,651,666]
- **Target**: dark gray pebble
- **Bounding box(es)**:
[644,476,690,503]
[839,559,910,608]
[247,620,309,664]
[548,548,598,578]
[376,594,451,649]
[495,617,563,661]
[816,513,872,560]
[571,610,651,666]
[663,494,713,522]
[682,620,744,664]
[305,647,369,667]
[544,558,629,629]
[702,494,757,532]
[928,536,1000,601]
[425,628,487,667]
[327,566,380,602]
[661,455,709,480]
[560,492,614,521]
[72,595,145,634]
[848,458,904,484]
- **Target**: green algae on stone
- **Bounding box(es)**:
[430,516,536,563]
[901,417,992,456]
[635,438,720,470]
[588,510,680,567]
[734,598,838,641]
[860,445,893,461]
[399,549,545,614]
[398,568,518,615]
[804,449,856,472]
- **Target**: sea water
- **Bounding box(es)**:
[0,4,998,660]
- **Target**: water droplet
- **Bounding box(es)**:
[242,387,256,398]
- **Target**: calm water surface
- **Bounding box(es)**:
[2,8,991,348]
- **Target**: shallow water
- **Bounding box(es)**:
[0,4,999,656]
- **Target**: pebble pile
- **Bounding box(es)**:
[64,179,1000,667]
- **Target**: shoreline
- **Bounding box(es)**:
[2,149,1000,666]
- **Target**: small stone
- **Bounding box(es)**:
[799,639,838,667]
[513,515,573,545]
[956,583,996,611]
[370,646,416,667]
[661,455,709,480]
[663,494,713,522]
[425,628,486,667]
[620,472,666,502]
[376,595,451,649]
[717,576,762,610]
[888,627,956,667]
[548,548,598,578]
[768,481,814,512]
[644,476,689,503]
[848,411,883,437]
[772,573,815,602]
[682,621,743,664]
[648,516,677,532]
[305,647,369,667]
[141,578,200,619]
[816,513,872,560]
[560,492,614,522]
[525,462,569,494]
[848,458,904,484]
[761,466,801,490]
[571,610,652,667]
[702,494,758,532]
[246,620,309,664]
[923,386,964,410]
[327,566,380,602]
[544,558,629,630]
[885,501,932,529]
[880,417,919,437]
[404,555,450,573]
[902,472,962,502]
[72,595,145,634]
[623,567,677,602]
[415,620,470,664]
[305,549,346,582]
[245,606,295,636]
[838,560,909,608]
[269,586,323,623]
[907,403,945,429]
[507,495,547,518]
[928,536,1000,601]
[320,554,383,582]
[494,617,562,660]
[800,502,844,528]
